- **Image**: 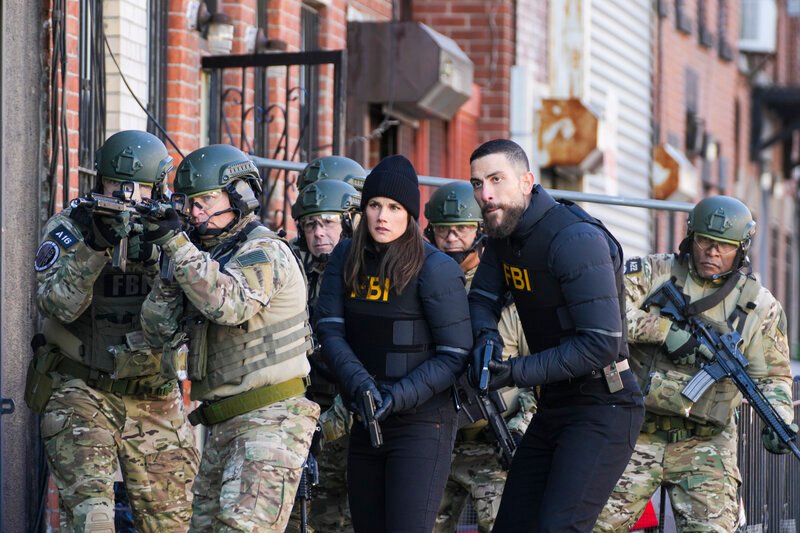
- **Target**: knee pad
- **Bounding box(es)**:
[73,497,115,533]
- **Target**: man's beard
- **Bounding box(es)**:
[482,202,526,239]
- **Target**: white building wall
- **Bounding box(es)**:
[584,0,653,258]
[104,0,150,133]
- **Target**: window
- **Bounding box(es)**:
[675,0,693,34]
[698,0,714,47]
[78,0,105,195]
[147,0,168,140]
[300,3,320,160]
[718,0,733,60]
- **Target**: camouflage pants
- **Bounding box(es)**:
[190,396,319,532]
[594,424,741,533]
[285,436,353,533]
[433,440,506,533]
[42,377,199,533]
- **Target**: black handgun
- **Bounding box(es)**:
[363,388,383,448]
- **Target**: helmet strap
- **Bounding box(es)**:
[441,232,487,267]
[196,208,239,237]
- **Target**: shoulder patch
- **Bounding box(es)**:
[625,258,643,275]
[235,249,270,267]
[34,241,60,272]
[48,224,80,250]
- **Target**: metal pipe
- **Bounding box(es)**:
[248,156,695,212]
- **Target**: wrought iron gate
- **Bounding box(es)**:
[201,50,346,230]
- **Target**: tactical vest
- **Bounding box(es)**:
[344,247,437,382]
[630,258,761,428]
[187,222,313,397]
[49,265,163,380]
[496,200,627,356]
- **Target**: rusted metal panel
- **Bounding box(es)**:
[537,98,600,168]
[652,143,699,201]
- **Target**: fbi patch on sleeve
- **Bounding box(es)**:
[34,241,60,272]
[624,258,642,275]
[235,249,269,267]
[49,224,80,250]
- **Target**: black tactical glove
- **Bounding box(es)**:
[664,321,710,365]
[86,212,132,251]
[127,233,159,266]
[761,423,799,455]
[487,359,514,391]
[374,384,395,422]
[143,208,184,247]
[469,330,505,389]
[350,379,382,429]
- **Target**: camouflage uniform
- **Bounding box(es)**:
[433,266,537,533]
[34,209,199,533]
[145,212,319,532]
[594,253,793,533]
[286,246,354,533]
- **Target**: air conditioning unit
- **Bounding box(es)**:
[739,0,777,53]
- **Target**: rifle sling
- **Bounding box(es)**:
[682,271,742,317]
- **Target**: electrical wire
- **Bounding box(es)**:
[102,34,184,158]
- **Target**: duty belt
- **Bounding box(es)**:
[188,377,308,426]
[55,358,174,397]
[641,413,722,442]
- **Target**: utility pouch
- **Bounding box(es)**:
[644,368,738,428]
[25,336,62,413]
[185,318,209,381]
[161,340,189,381]
[106,331,161,379]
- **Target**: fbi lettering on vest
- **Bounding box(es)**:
[503,264,532,292]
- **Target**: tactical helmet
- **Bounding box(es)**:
[687,195,755,248]
[424,180,483,225]
[95,130,173,185]
[298,155,366,191]
[175,144,262,216]
[292,179,361,221]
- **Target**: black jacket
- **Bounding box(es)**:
[316,239,472,412]
[469,185,627,387]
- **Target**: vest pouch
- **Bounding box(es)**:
[161,342,188,381]
[644,368,739,429]
[25,343,62,414]
[107,344,161,379]
[186,319,209,381]
[88,317,134,374]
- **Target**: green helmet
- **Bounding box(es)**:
[687,195,756,247]
[424,181,483,224]
[95,130,173,185]
[292,179,361,221]
[298,155,366,191]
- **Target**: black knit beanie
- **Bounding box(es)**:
[360,154,420,220]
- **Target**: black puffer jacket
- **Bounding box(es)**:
[469,185,628,387]
[316,239,472,412]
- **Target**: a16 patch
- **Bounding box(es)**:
[48,224,80,250]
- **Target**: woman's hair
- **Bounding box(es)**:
[344,213,425,295]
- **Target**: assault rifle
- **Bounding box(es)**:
[469,340,517,469]
[362,388,383,448]
[295,452,319,533]
[644,279,800,461]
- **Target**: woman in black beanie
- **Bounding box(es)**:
[315,154,473,532]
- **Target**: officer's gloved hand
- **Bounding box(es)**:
[664,321,703,365]
[86,211,132,251]
[761,423,799,455]
[374,384,395,422]
[487,359,514,390]
[127,233,159,266]
[350,379,382,429]
[143,208,184,247]
[469,330,505,389]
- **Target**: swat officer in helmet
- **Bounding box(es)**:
[288,176,361,533]
[425,181,537,533]
[140,144,319,531]
[594,196,796,533]
[30,130,199,532]
[468,139,644,532]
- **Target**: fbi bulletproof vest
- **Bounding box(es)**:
[188,221,313,397]
[344,247,437,382]
[496,196,627,356]
[630,257,761,428]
